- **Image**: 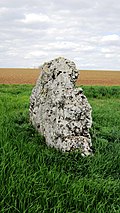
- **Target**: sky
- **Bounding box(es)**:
[0,0,120,70]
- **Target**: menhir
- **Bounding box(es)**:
[29,57,93,156]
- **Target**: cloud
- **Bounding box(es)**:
[0,0,120,69]
[101,34,120,42]
[25,50,48,59]
[22,13,50,24]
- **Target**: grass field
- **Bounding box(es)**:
[0,68,120,85]
[0,85,120,212]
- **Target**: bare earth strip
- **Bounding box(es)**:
[0,68,120,86]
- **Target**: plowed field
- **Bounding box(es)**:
[76,70,120,86]
[0,68,120,85]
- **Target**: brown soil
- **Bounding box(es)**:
[0,68,120,86]
[0,68,40,84]
[76,70,120,86]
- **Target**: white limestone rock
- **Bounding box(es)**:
[29,57,93,156]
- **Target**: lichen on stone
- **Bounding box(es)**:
[29,57,93,156]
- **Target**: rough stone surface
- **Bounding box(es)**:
[29,57,93,156]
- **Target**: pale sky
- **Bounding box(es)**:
[0,0,120,69]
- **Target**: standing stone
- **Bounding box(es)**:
[29,57,93,156]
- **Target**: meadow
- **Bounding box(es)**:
[0,84,120,212]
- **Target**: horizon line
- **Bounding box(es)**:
[0,67,120,71]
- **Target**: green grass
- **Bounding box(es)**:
[0,85,120,213]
